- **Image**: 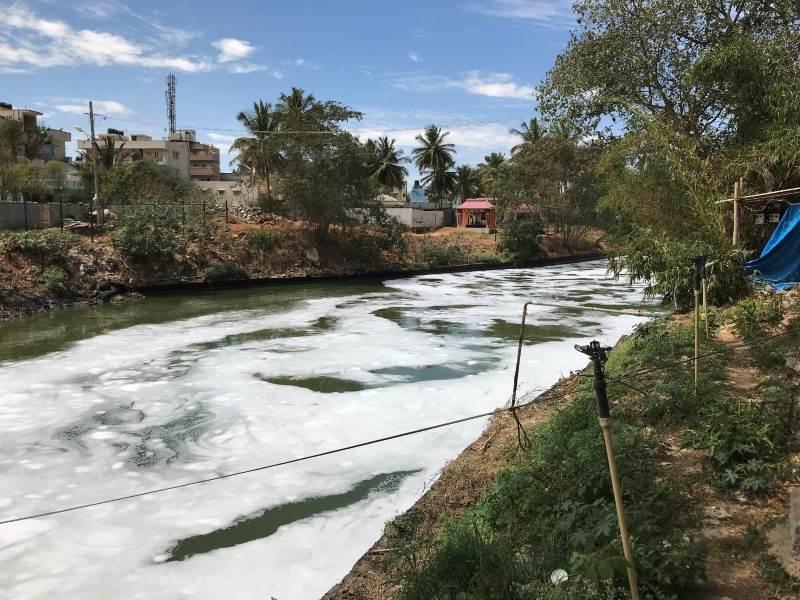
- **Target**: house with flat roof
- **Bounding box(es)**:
[0,101,71,163]
[76,128,221,182]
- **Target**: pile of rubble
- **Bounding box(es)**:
[230,205,270,224]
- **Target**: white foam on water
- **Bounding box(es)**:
[0,261,650,599]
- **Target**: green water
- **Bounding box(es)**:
[0,282,381,363]
[166,470,418,562]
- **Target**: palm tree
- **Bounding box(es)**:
[510,117,546,155]
[368,137,409,190]
[477,152,506,198]
[232,100,282,202]
[94,137,134,171]
[276,87,318,130]
[413,125,456,206]
[453,165,481,203]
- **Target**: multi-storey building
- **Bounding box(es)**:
[76,128,221,182]
[0,101,71,163]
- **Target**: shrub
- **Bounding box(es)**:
[499,218,545,261]
[470,250,509,264]
[41,265,68,295]
[730,294,783,339]
[415,236,470,267]
[684,398,779,492]
[110,204,182,260]
[397,390,705,599]
[608,230,752,311]
[203,263,249,282]
[245,229,279,252]
[0,231,79,265]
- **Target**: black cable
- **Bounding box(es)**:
[2,325,791,526]
[0,383,587,527]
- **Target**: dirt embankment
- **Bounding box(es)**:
[0,218,605,321]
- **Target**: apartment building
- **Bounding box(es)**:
[76,128,221,182]
[0,101,71,163]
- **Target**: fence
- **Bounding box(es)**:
[0,201,89,230]
[0,200,232,234]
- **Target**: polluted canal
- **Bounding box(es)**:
[0,260,651,599]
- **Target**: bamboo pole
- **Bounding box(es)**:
[733,180,740,242]
[576,342,640,600]
[599,419,640,600]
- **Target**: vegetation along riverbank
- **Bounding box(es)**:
[0,219,602,321]
[326,290,800,599]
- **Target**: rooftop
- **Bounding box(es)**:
[457,198,495,210]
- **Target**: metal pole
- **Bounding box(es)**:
[23,193,28,231]
[576,341,640,600]
[59,194,64,232]
[225,199,229,232]
[88,101,99,242]
[509,302,532,450]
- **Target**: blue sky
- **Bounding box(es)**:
[0,0,576,179]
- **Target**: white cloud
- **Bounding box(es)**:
[408,51,423,63]
[390,71,536,100]
[212,38,255,63]
[468,0,573,27]
[287,58,321,70]
[207,132,237,154]
[227,63,268,74]
[0,4,213,72]
[53,100,130,116]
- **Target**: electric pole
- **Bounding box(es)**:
[87,101,101,235]
[576,341,640,600]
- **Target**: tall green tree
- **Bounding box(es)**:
[367,137,409,189]
[269,88,367,230]
[453,165,481,203]
[413,125,456,206]
[232,100,283,205]
[0,120,45,201]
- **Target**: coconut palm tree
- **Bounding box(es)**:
[232,100,283,202]
[453,165,481,203]
[477,152,506,198]
[413,125,456,206]
[510,117,546,155]
[276,87,318,130]
[368,137,409,190]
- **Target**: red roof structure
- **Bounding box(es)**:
[456,198,496,229]
[456,198,495,210]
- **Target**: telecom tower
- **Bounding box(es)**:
[165,73,176,135]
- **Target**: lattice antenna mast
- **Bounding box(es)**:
[165,73,176,135]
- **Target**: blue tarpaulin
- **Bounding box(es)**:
[746,203,800,289]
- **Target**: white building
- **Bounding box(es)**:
[77,129,220,182]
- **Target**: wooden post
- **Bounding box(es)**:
[733,180,740,242]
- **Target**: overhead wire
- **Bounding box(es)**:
[2,316,794,527]
[0,382,587,527]
[90,113,532,136]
